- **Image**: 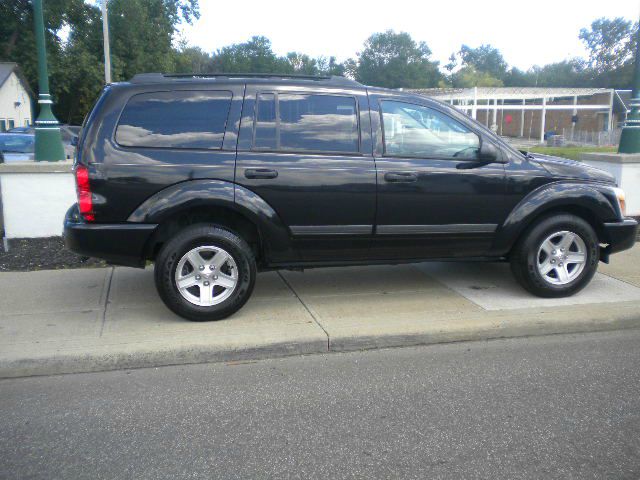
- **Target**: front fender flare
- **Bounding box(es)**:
[491,181,620,255]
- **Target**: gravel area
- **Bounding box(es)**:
[0,237,106,272]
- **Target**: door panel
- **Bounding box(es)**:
[369,92,509,260]
[236,85,376,262]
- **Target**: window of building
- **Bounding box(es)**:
[0,120,6,132]
[7,119,15,130]
[381,101,480,159]
[253,93,359,153]
[115,90,232,149]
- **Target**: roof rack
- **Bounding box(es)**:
[130,72,361,86]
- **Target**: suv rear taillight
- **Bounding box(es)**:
[75,164,94,221]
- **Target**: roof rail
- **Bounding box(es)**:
[130,72,361,86]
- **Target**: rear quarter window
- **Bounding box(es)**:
[115,90,232,149]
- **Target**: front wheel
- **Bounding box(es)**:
[510,214,599,298]
[154,225,256,321]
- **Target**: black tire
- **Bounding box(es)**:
[154,224,256,321]
[510,214,599,298]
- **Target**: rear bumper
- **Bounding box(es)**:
[63,205,157,268]
[601,218,638,261]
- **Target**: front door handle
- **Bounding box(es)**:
[245,168,278,179]
[384,171,418,183]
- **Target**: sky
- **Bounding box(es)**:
[178,0,640,71]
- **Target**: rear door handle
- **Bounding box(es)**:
[384,171,418,183]
[245,168,278,179]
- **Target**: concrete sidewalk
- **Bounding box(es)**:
[2,247,640,378]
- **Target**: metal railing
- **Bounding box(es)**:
[560,128,621,146]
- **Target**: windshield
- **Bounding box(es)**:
[0,134,35,153]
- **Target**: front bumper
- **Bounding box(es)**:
[600,218,638,262]
[63,204,157,268]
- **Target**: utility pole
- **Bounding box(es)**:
[32,0,65,162]
[619,20,640,153]
[101,0,112,84]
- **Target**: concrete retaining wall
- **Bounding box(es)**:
[581,153,640,217]
[0,161,75,239]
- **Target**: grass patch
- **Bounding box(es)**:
[528,146,616,161]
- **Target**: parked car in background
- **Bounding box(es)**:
[0,133,35,162]
[64,73,637,322]
[7,124,80,159]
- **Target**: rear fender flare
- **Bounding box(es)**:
[127,180,295,263]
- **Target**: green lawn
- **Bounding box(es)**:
[528,146,616,161]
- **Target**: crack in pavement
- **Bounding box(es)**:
[99,267,115,337]
[277,271,330,350]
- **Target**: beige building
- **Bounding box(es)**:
[0,63,33,132]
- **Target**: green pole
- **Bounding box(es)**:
[33,0,65,162]
[619,21,640,153]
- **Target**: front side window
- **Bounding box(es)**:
[116,90,232,149]
[381,101,479,159]
[254,93,359,153]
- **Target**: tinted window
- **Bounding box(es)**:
[381,101,479,159]
[255,93,277,150]
[254,93,359,153]
[116,90,232,149]
[0,134,35,153]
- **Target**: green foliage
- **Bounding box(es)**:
[1,6,637,126]
[0,0,199,124]
[354,30,442,88]
[452,66,503,87]
[210,36,291,74]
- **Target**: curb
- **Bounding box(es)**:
[0,338,329,379]
[2,309,639,379]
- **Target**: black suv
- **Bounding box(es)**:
[64,73,638,321]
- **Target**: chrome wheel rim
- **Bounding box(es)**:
[174,246,238,307]
[536,231,587,286]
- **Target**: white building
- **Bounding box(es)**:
[0,63,33,132]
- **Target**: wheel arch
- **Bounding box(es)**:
[127,180,295,265]
[492,182,619,256]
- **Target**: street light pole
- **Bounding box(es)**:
[32,0,65,162]
[101,0,111,84]
[619,21,640,153]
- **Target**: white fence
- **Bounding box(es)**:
[561,128,621,147]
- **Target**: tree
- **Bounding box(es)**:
[173,42,213,73]
[452,66,503,87]
[211,36,292,74]
[0,0,200,124]
[354,30,441,88]
[579,17,638,88]
[445,44,507,86]
[458,44,508,80]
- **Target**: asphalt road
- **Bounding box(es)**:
[2,330,640,480]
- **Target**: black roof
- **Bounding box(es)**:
[129,72,362,88]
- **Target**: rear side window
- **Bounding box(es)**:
[116,90,232,149]
[254,93,359,153]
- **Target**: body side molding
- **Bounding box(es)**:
[376,224,497,235]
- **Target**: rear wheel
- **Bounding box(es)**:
[154,225,256,321]
[510,214,599,298]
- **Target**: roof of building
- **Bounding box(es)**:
[0,62,33,97]
[409,86,613,101]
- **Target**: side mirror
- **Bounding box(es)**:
[479,141,499,162]
[70,136,79,147]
